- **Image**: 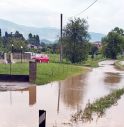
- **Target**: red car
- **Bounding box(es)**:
[32,55,49,63]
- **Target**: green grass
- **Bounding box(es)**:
[36,63,87,85]
[48,53,70,63]
[49,53,105,67]
[48,53,60,63]
[83,55,106,67]
[0,54,105,84]
[117,55,124,60]
[115,57,124,70]
[0,63,29,75]
[0,62,87,85]
[71,88,124,123]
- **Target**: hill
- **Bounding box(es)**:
[89,32,105,42]
[0,18,105,43]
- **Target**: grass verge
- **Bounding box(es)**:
[83,55,106,67]
[115,60,124,70]
[48,53,105,67]
[71,88,124,123]
[0,62,88,85]
[36,63,88,85]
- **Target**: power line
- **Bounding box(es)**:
[74,0,98,17]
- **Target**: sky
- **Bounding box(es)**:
[0,0,123,34]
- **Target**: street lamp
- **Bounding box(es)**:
[10,44,14,75]
[12,44,14,53]
[21,46,23,63]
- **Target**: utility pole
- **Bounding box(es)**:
[60,14,63,63]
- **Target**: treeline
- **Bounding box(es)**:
[102,27,124,59]
[0,29,58,53]
[61,18,124,63]
[1,18,123,64]
[0,29,41,52]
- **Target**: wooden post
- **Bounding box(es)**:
[29,61,37,83]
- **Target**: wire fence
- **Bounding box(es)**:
[0,53,29,75]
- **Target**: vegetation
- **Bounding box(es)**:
[1,24,124,65]
[48,53,105,67]
[102,27,124,59]
[62,18,90,63]
[0,29,48,53]
[36,63,87,85]
[90,44,98,59]
[83,55,105,67]
[115,60,124,70]
[28,33,40,46]
[71,88,124,123]
[2,31,27,52]
[0,62,87,85]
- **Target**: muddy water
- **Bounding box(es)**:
[0,60,124,127]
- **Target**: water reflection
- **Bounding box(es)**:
[57,82,61,113]
[0,85,38,127]
[60,75,86,109]
[104,72,121,84]
[15,85,37,106]
[29,85,36,105]
[0,85,36,106]
[0,60,124,127]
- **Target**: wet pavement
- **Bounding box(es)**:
[0,60,124,127]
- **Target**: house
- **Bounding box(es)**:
[27,44,42,49]
[93,41,102,49]
[27,44,38,49]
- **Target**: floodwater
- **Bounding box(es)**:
[0,60,124,127]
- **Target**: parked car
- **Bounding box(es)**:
[32,54,49,63]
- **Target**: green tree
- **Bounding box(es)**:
[112,27,124,54]
[0,37,4,52]
[28,33,33,39]
[28,34,40,46]
[62,18,90,63]
[7,38,27,53]
[112,27,124,35]
[0,29,1,37]
[35,35,40,46]
[91,44,98,59]
[102,28,124,59]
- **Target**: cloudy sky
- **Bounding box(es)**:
[0,0,123,34]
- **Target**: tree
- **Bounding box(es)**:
[7,38,27,52]
[28,33,32,39]
[112,27,124,54]
[112,27,124,35]
[62,18,90,63]
[102,28,124,59]
[5,31,8,38]
[35,35,40,46]
[0,37,4,52]
[0,29,1,37]
[14,31,23,39]
[91,44,98,59]
[28,33,40,46]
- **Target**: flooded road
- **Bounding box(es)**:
[0,60,124,127]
